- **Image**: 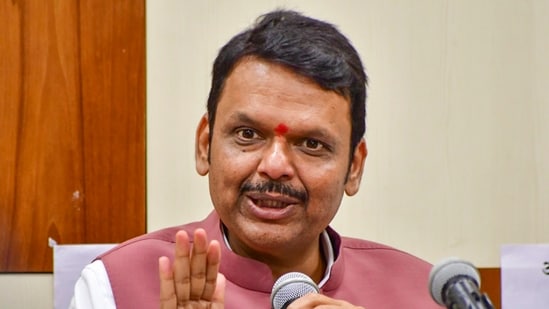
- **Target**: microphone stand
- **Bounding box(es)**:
[443,276,495,309]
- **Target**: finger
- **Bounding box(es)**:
[287,293,346,308]
[189,228,209,300]
[158,256,176,308]
[287,293,365,308]
[212,273,226,308]
[201,240,221,300]
[173,230,192,304]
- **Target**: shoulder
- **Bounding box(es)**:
[325,233,439,307]
[340,236,432,267]
[98,226,180,261]
[71,260,116,309]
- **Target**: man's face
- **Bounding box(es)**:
[195,57,366,260]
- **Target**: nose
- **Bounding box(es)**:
[256,137,295,180]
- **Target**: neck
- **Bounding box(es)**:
[269,241,326,283]
[224,227,327,283]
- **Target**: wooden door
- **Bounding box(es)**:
[0,0,146,272]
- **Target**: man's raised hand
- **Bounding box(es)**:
[159,229,225,308]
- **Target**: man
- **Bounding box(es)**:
[72,9,439,308]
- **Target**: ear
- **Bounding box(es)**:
[195,113,210,176]
[344,138,367,196]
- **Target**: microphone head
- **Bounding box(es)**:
[271,272,319,309]
[428,257,481,305]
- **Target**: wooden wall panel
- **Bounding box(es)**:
[78,1,146,243]
[0,0,24,272]
[0,0,145,272]
[479,268,501,309]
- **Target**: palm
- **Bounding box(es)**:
[159,229,225,309]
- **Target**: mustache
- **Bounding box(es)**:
[240,181,308,203]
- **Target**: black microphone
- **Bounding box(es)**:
[270,272,320,309]
[429,257,495,309]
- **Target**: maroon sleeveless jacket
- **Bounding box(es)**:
[98,211,439,308]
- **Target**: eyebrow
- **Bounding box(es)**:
[234,112,252,122]
[231,112,258,126]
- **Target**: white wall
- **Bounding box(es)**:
[1,0,548,307]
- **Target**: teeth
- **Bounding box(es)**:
[257,199,288,208]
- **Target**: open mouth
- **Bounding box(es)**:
[245,193,300,220]
[252,198,291,209]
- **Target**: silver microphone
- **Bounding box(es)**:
[270,272,320,309]
[429,257,494,309]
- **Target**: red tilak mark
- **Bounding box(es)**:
[274,123,289,136]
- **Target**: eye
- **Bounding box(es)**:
[304,139,320,149]
[302,138,325,152]
[235,127,260,141]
